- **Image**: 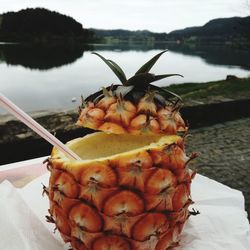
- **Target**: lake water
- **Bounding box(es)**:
[0,43,250,115]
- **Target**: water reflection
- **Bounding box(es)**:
[93,43,250,70]
[167,44,250,70]
[0,43,90,70]
[0,43,250,71]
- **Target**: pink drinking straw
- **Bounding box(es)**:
[0,93,81,160]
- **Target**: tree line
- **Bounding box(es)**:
[0,8,93,42]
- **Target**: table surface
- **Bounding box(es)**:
[0,156,48,187]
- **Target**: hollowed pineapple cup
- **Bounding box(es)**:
[46,132,194,250]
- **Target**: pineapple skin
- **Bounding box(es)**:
[45,135,195,250]
[77,95,187,135]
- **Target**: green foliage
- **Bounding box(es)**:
[90,28,168,43]
[135,50,168,74]
[0,8,93,42]
[92,52,127,84]
[166,77,250,102]
[91,16,250,45]
[92,50,182,88]
[168,16,250,42]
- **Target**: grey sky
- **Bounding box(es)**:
[0,0,248,32]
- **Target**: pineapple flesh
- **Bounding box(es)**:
[45,51,197,249]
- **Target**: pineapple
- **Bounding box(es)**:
[44,51,198,250]
[77,50,187,135]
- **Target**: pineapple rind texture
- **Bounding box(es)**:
[77,93,187,135]
[46,133,195,250]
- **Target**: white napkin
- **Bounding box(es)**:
[179,175,250,250]
[0,173,249,250]
[0,180,64,250]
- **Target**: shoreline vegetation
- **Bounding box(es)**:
[166,76,250,105]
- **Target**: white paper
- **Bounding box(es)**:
[179,174,250,250]
[0,180,64,250]
[0,173,249,250]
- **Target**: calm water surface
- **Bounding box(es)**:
[0,43,250,115]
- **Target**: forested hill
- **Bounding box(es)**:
[90,28,167,42]
[0,8,93,42]
[0,9,249,44]
[168,16,250,39]
[91,16,250,44]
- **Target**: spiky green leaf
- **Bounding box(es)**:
[126,73,183,87]
[92,52,127,84]
[150,84,182,101]
[126,73,155,86]
[135,50,168,75]
[150,74,183,83]
[108,60,127,82]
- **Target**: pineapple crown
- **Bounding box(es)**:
[86,50,183,106]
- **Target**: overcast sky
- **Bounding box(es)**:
[0,0,249,32]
